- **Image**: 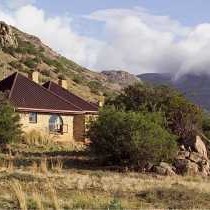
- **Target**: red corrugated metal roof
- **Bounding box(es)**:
[43,81,98,113]
[0,72,83,114]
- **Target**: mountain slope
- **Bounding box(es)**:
[101,70,141,88]
[138,73,210,110]
[0,21,138,102]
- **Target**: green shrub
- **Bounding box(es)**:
[23,58,39,68]
[0,93,22,145]
[106,83,202,139]
[88,108,177,166]
[72,74,84,84]
[88,80,103,94]
[9,61,22,69]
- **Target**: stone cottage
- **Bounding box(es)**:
[0,72,98,142]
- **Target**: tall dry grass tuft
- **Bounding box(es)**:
[40,158,48,174]
[47,181,60,210]
[7,159,14,173]
[23,130,54,146]
[9,179,27,210]
[51,158,63,173]
[32,190,44,210]
[30,161,38,175]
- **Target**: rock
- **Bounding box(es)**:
[180,144,186,151]
[186,161,199,176]
[174,159,199,175]
[194,136,208,159]
[144,162,154,172]
[176,151,190,160]
[0,21,18,49]
[188,152,204,163]
[153,162,176,176]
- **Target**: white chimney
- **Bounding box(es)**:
[58,78,68,89]
[29,71,39,83]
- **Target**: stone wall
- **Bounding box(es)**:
[19,112,74,142]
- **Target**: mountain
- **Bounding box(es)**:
[138,73,210,111]
[101,70,141,88]
[0,21,138,102]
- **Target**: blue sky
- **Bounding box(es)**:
[1,0,210,75]
[36,0,210,26]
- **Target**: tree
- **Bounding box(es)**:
[0,92,22,145]
[88,108,177,166]
[106,83,202,140]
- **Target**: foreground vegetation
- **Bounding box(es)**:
[0,143,210,210]
[0,81,209,209]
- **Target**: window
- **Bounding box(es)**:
[29,112,37,123]
[49,115,68,134]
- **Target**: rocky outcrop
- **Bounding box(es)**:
[0,21,18,49]
[174,136,209,176]
[194,136,208,159]
[153,162,176,176]
[146,135,209,176]
[102,70,142,87]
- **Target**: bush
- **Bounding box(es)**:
[0,93,22,145]
[106,83,202,139]
[88,108,177,166]
[23,58,39,68]
[88,80,103,94]
[72,74,84,84]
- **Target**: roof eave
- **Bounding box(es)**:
[16,107,85,115]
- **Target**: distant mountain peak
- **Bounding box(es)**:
[102,70,141,88]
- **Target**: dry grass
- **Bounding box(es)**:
[39,158,48,174]
[32,190,44,210]
[23,130,55,146]
[47,181,60,210]
[0,142,209,209]
[51,158,63,173]
[9,179,27,210]
[0,169,208,209]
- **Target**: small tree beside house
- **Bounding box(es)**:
[0,92,22,151]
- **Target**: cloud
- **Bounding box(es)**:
[88,8,210,76]
[0,5,210,77]
[0,5,103,69]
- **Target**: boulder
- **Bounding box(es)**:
[176,151,190,160]
[153,162,176,176]
[194,136,208,159]
[188,152,204,163]
[174,159,199,175]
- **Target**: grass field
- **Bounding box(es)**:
[0,143,209,209]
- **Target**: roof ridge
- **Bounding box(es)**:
[48,81,99,109]
[8,72,18,100]
[16,73,83,111]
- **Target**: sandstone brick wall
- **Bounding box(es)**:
[19,112,74,142]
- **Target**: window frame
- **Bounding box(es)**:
[29,112,37,124]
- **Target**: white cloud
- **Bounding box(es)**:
[0,5,210,77]
[88,8,210,76]
[0,5,103,69]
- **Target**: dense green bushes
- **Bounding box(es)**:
[106,83,202,139]
[88,108,177,166]
[0,93,22,145]
[88,83,203,167]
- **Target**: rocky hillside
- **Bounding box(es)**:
[0,21,139,102]
[102,70,141,88]
[138,73,210,111]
